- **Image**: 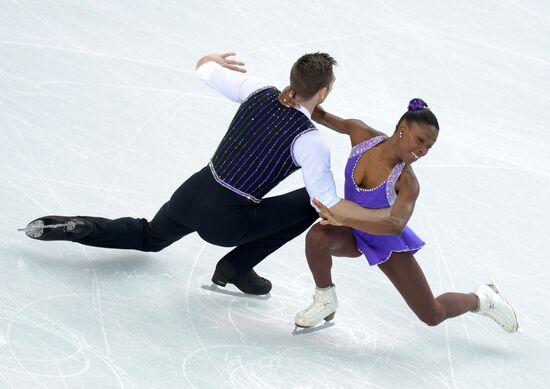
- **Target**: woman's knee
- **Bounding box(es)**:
[306,223,360,257]
[417,303,446,327]
[306,223,339,249]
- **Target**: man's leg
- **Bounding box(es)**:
[213,188,318,293]
[79,202,194,252]
[25,169,209,251]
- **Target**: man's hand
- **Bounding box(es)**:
[313,198,345,227]
[196,52,247,73]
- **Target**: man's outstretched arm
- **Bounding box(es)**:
[195,52,269,103]
[196,52,247,73]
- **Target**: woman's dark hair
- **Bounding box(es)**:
[290,52,337,100]
[395,98,439,132]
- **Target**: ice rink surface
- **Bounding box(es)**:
[1,1,550,388]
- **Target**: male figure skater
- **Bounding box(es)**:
[23,51,385,295]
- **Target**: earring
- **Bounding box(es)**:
[399,131,403,138]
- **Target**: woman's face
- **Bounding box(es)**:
[399,121,438,164]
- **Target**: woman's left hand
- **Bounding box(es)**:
[278,86,299,108]
[312,198,345,227]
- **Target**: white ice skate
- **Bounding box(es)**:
[294,285,337,332]
[473,279,519,333]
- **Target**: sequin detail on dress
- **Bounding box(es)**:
[386,162,405,206]
[349,135,386,159]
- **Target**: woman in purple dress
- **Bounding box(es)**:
[279,91,519,333]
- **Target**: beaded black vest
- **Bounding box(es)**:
[209,86,316,203]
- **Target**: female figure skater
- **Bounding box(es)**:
[279,91,519,332]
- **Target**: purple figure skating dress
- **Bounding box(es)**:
[345,135,425,266]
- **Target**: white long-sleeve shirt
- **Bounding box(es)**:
[195,61,340,209]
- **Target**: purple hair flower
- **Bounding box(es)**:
[408,98,428,111]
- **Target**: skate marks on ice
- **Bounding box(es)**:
[200,284,271,300]
[292,321,335,336]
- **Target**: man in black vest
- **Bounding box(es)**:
[22,51,384,295]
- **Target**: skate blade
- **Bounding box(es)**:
[200,284,271,300]
[18,219,81,238]
[517,326,525,334]
[292,321,335,336]
[18,220,45,238]
[490,277,521,333]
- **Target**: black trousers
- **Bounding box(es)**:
[79,166,319,276]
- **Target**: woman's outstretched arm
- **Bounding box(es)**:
[278,86,384,143]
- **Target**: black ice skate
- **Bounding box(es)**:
[209,260,272,296]
[19,216,93,241]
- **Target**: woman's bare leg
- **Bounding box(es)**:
[294,223,361,327]
[305,223,361,288]
[378,251,478,326]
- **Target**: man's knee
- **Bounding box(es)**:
[139,236,169,252]
[141,222,171,252]
[143,242,167,252]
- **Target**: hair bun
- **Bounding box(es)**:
[408,98,428,111]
